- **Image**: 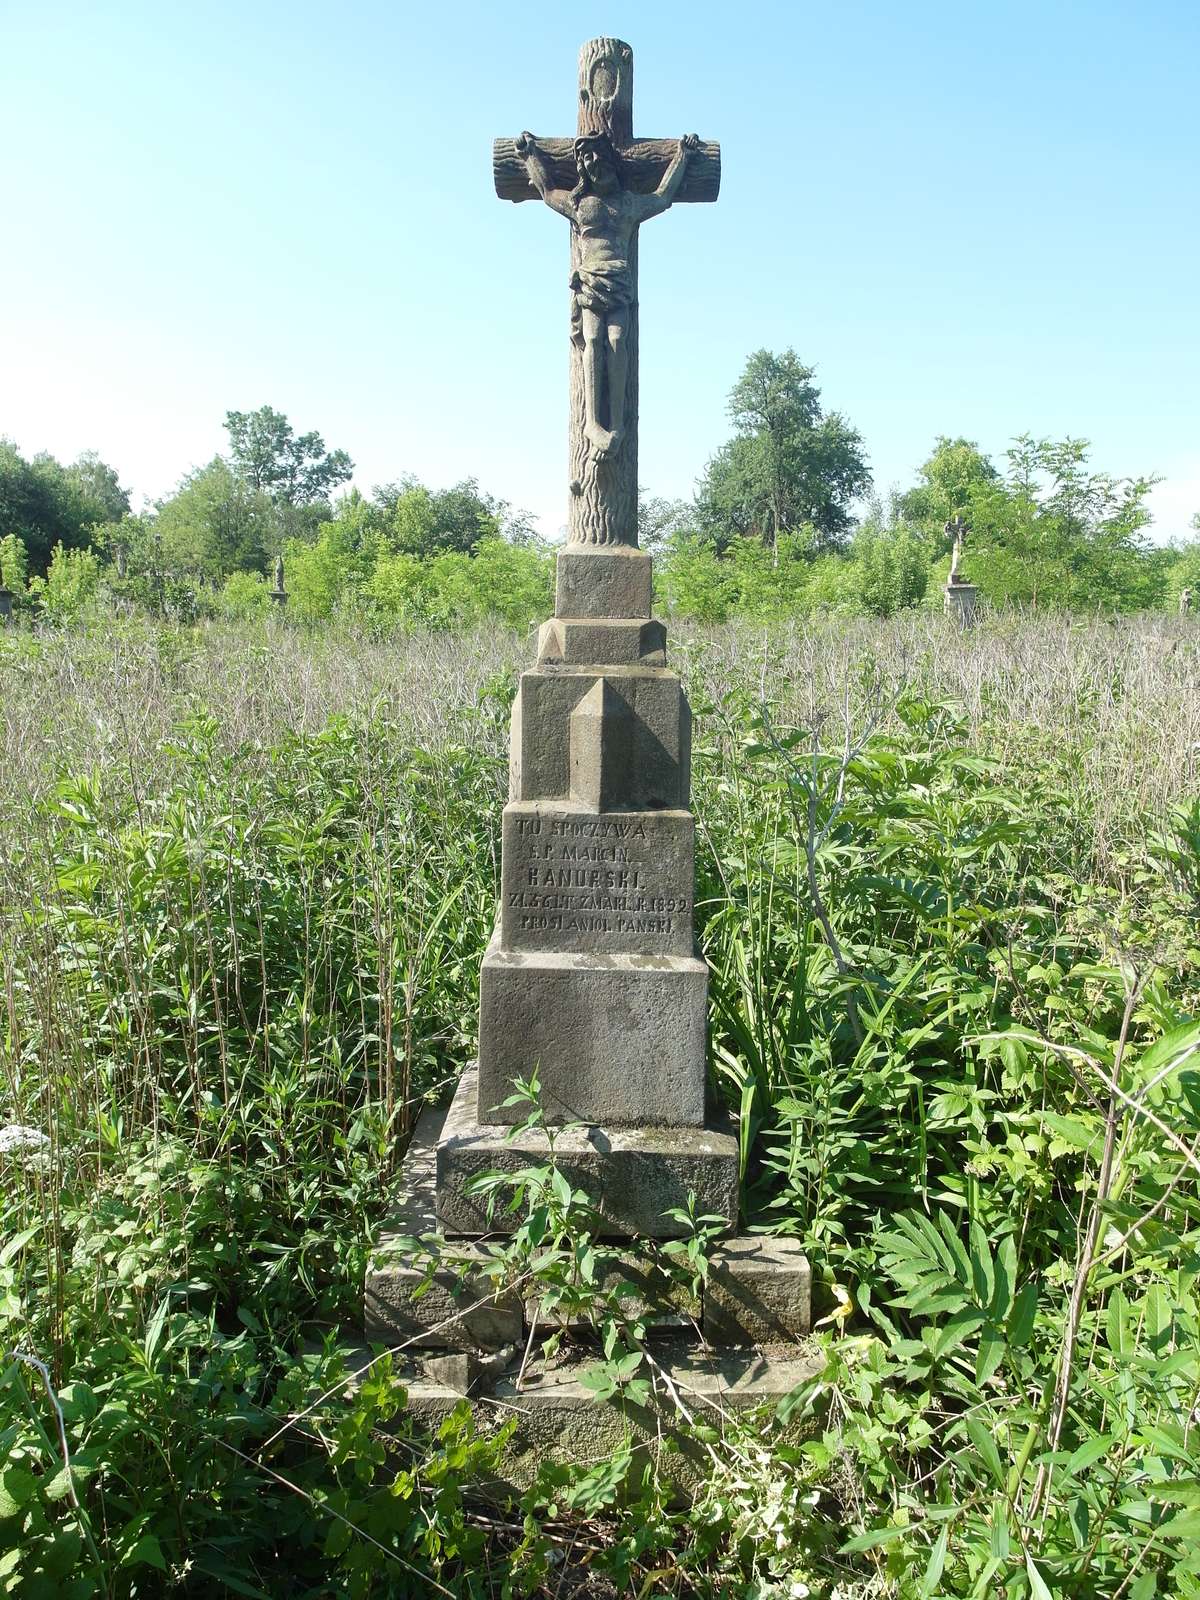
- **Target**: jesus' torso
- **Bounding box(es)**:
[574,191,639,274]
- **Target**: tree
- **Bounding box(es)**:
[60,451,131,527]
[637,494,696,556]
[696,350,871,558]
[965,436,1163,610]
[224,406,353,509]
[0,440,130,572]
[850,500,931,617]
[898,437,999,543]
[374,476,508,558]
[0,533,29,593]
[156,459,274,580]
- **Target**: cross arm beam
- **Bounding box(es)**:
[492,137,721,204]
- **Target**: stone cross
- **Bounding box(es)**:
[366,37,813,1365]
[425,37,738,1239]
[271,552,288,608]
[494,37,720,549]
[945,516,967,584]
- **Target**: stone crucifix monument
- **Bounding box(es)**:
[943,515,978,626]
[366,41,811,1426]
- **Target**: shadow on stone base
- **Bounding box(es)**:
[437,1066,738,1236]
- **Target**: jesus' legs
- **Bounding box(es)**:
[580,308,614,457]
[604,309,628,453]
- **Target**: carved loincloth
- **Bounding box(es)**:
[569,264,631,348]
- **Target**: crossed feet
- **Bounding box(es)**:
[586,423,624,460]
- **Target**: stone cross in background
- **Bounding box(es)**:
[493,37,720,550]
[944,515,978,626]
[271,552,288,609]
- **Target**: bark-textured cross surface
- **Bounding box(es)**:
[494,38,720,547]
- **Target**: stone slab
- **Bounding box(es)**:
[383,1339,824,1495]
[703,1237,813,1345]
[526,1250,700,1330]
[556,546,652,620]
[437,1066,739,1237]
[364,1109,523,1351]
[509,666,690,810]
[477,936,707,1126]
[500,803,694,957]
[538,617,666,667]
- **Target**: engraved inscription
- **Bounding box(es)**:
[501,807,693,954]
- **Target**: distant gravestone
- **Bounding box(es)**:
[1180,587,1193,616]
[365,41,813,1414]
[270,553,287,609]
[0,558,13,626]
[943,515,978,626]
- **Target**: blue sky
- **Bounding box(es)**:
[2,0,1197,542]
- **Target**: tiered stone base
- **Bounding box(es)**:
[365,1094,811,1349]
[363,1098,816,1487]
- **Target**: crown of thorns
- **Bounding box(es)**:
[574,134,618,161]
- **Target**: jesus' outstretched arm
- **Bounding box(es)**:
[514,132,574,219]
[635,135,699,221]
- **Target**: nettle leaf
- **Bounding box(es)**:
[1025,1553,1054,1600]
[992,1236,1017,1323]
[0,1466,37,1519]
[1136,1019,1200,1082]
[1146,1479,1200,1506]
[1107,1288,1134,1358]
[1041,1112,1103,1158]
[928,1307,985,1359]
[1007,1281,1039,1348]
[975,1326,1006,1385]
[965,1417,1005,1485]
[969,1221,995,1307]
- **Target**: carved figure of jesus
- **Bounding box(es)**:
[514,129,699,459]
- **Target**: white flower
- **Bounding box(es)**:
[0,1125,49,1155]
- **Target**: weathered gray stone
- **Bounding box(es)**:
[526,1250,699,1330]
[498,42,718,550]
[477,936,707,1125]
[437,1067,738,1236]
[537,617,665,667]
[703,1237,812,1345]
[569,680,632,810]
[393,1338,821,1495]
[509,666,690,809]
[944,580,979,627]
[555,547,652,618]
[365,1109,524,1350]
[500,802,694,957]
[421,1345,519,1394]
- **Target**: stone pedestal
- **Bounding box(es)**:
[944,579,978,626]
[365,542,808,1380]
[474,543,711,1151]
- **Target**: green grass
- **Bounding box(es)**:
[1,609,1198,1596]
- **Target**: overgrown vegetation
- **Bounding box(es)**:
[1,611,1198,1594]
[5,364,1199,629]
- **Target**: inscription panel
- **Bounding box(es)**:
[500,802,694,956]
